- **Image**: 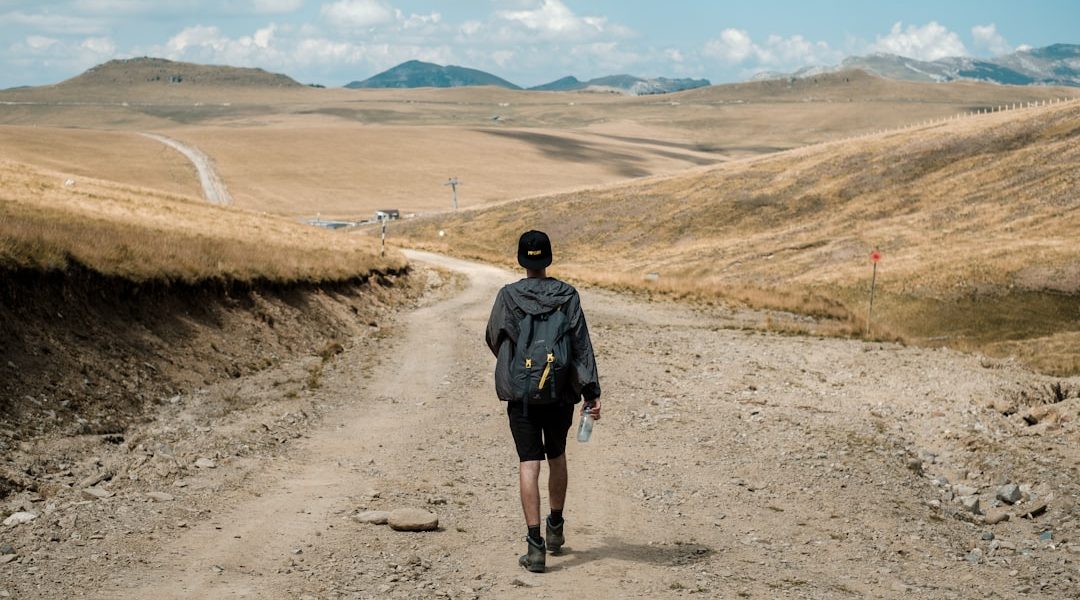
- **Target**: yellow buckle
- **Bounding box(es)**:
[538,353,555,390]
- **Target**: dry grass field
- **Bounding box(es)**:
[0,126,202,198]
[1,62,1077,372]
[169,122,721,216]
[393,101,1080,375]
[0,159,403,283]
[3,69,1076,218]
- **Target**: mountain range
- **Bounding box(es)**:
[345,60,709,95]
[753,43,1080,87]
[11,43,1078,96]
[344,60,521,90]
[528,74,710,95]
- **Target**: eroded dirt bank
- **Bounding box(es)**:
[0,263,425,491]
[1,252,1078,599]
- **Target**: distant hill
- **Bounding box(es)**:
[530,74,710,95]
[753,43,1080,87]
[346,60,521,90]
[59,57,303,88]
[346,61,709,95]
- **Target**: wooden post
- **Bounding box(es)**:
[866,262,878,337]
[381,218,387,258]
[866,249,882,337]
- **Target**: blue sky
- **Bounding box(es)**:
[0,0,1076,88]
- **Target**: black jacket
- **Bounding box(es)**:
[485,277,601,404]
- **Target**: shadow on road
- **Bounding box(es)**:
[546,536,713,571]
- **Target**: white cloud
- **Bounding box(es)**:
[399,10,440,30]
[871,21,967,61]
[248,0,304,12]
[6,33,119,83]
[70,0,301,15]
[491,49,514,67]
[0,10,107,35]
[495,0,629,41]
[252,24,275,48]
[460,20,483,37]
[72,0,170,14]
[80,36,116,55]
[293,37,364,64]
[143,22,461,84]
[703,29,840,68]
[24,35,61,51]
[703,28,754,63]
[758,34,836,65]
[165,25,225,54]
[320,0,395,29]
[971,24,1012,56]
[158,24,293,67]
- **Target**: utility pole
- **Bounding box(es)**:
[380,216,387,258]
[444,177,460,210]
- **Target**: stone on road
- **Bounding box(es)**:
[388,508,439,532]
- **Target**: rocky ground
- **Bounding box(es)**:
[1,251,1077,599]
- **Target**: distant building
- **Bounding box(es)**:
[374,209,400,221]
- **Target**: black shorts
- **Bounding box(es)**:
[506,402,575,462]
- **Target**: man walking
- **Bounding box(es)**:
[485,230,602,573]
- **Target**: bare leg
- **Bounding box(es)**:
[518,460,542,527]
[547,454,567,511]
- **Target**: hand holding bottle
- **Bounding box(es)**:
[586,398,601,420]
[577,400,597,443]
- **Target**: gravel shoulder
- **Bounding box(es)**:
[2,251,1077,599]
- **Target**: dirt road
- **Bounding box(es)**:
[4,251,1076,599]
[140,132,232,205]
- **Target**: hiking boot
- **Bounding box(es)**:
[545,516,565,555]
[518,536,546,573]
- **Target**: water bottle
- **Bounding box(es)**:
[576,401,594,443]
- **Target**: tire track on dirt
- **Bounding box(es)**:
[141,132,232,205]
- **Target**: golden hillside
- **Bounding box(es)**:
[3,61,1076,221]
[3,70,1074,219]
[0,159,404,283]
[60,57,302,89]
[2,65,1072,139]
[394,101,1080,374]
[0,126,202,197]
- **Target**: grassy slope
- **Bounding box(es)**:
[0,159,404,283]
[394,101,1080,375]
[0,125,202,198]
[2,70,1076,219]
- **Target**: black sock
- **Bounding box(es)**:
[549,509,564,527]
[527,525,542,544]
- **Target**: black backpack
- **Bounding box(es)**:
[509,306,573,405]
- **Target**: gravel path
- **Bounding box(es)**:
[2,251,1076,599]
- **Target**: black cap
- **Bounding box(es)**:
[517,230,552,270]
